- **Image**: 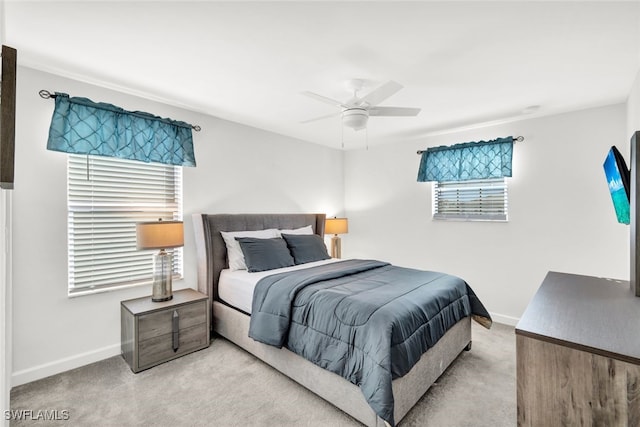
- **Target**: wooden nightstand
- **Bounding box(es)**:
[121,288,210,373]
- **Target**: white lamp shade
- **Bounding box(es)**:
[325,218,348,235]
[136,220,184,250]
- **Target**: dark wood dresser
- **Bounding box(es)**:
[516,271,640,426]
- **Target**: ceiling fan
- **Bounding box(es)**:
[301,79,421,131]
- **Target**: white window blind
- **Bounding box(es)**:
[432,178,508,221]
[68,154,183,294]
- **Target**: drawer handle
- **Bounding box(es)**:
[172,310,179,352]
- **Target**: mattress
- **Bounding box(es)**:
[218,258,340,313]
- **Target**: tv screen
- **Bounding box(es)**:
[603,146,630,225]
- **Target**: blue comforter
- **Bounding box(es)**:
[248,259,492,426]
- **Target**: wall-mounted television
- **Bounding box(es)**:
[603,145,630,225]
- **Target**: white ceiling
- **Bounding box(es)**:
[4,1,640,149]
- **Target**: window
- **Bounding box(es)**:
[418,137,513,221]
[67,154,183,295]
[432,177,508,221]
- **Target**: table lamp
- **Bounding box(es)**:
[136,219,184,302]
[325,217,348,259]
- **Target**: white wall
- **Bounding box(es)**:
[10,66,344,386]
[344,104,628,325]
[628,68,640,139]
[628,9,640,140]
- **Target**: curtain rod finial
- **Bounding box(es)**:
[39,89,55,99]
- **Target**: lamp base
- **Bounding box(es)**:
[152,250,173,302]
[330,235,342,259]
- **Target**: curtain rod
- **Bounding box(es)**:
[416,135,523,155]
[38,89,202,132]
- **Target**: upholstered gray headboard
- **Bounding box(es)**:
[192,213,326,318]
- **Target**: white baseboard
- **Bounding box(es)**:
[489,311,520,327]
[11,343,120,387]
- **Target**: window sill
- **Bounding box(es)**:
[432,217,509,222]
[67,276,184,298]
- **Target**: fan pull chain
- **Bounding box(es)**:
[341,123,344,149]
[366,127,369,151]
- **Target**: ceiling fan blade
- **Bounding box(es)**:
[301,91,348,108]
[358,81,403,107]
[368,106,421,117]
[300,111,342,124]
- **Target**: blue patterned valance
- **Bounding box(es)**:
[47,93,196,167]
[417,137,513,182]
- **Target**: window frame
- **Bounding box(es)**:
[67,154,183,296]
[432,177,508,222]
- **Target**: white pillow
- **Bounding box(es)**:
[276,225,313,237]
[220,229,278,271]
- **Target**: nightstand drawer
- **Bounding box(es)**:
[138,300,207,341]
[138,322,209,369]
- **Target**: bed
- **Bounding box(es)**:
[192,213,491,426]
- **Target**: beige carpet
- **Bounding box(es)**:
[10,322,515,426]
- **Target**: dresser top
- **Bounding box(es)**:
[121,288,207,315]
[516,271,640,364]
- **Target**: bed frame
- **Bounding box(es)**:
[192,213,471,427]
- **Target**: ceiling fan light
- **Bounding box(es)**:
[342,108,369,131]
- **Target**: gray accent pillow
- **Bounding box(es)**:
[235,237,295,272]
[282,234,331,265]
